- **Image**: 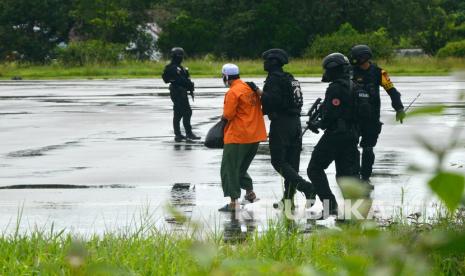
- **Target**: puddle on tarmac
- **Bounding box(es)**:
[0,184,133,189]
[7,141,81,158]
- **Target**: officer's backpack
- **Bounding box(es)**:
[351,81,372,124]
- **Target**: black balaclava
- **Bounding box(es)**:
[264,58,283,73]
[172,55,183,65]
[322,66,345,83]
[355,54,371,67]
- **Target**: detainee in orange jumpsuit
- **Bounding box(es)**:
[219,63,267,212]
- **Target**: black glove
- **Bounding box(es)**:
[245,81,259,92]
[307,120,320,134]
[189,81,195,92]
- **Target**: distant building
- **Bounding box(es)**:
[67,22,162,60]
[395,48,426,57]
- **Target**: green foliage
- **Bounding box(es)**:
[428,172,465,212]
[415,7,452,55]
[70,0,155,44]
[0,0,72,62]
[408,91,465,213]
[213,0,308,58]
[126,29,157,61]
[1,57,465,80]
[0,0,155,63]
[407,105,445,117]
[157,13,218,58]
[437,40,465,57]
[56,40,124,66]
[396,37,417,49]
[0,220,465,275]
[304,23,394,59]
[214,10,262,58]
[155,0,465,58]
[1,0,464,62]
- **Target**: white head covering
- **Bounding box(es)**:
[221,63,239,76]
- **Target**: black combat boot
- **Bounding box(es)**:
[298,180,316,203]
[174,134,186,142]
[273,197,295,211]
[186,132,201,140]
[273,184,296,210]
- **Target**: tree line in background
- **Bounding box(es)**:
[0,0,464,64]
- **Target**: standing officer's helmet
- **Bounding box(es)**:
[323,53,350,69]
[322,53,350,82]
[350,45,372,65]
[170,47,185,58]
[262,48,289,65]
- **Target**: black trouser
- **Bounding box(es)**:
[170,85,192,136]
[307,130,360,214]
[269,115,307,199]
[359,120,382,180]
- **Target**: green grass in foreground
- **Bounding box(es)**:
[0,57,464,80]
[1,215,464,275]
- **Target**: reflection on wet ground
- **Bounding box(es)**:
[222,211,256,243]
[165,183,196,227]
[7,141,81,157]
[0,76,464,234]
[0,184,132,189]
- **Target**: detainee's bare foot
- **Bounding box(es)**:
[218,201,240,212]
[244,190,257,203]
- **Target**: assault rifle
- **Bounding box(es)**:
[186,67,195,102]
[301,97,323,137]
[189,89,195,102]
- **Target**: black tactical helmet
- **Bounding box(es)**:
[350,44,372,65]
[170,47,185,58]
[322,53,350,82]
[322,53,350,69]
[262,48,289,65]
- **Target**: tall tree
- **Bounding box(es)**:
[0,0,73,62]
[70,0,155,43]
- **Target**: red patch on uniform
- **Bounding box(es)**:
[332,98,341,106]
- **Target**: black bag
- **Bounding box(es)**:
[204,119,227,149]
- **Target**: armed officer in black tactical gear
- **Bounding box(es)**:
[350,45,405,184]
[162,47,200,142]
[260,48,315,209]
[306,53,360,217]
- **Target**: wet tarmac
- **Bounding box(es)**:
[0,76,464,235]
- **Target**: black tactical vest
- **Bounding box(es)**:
[352,63,382,121]
[263,71,302,117]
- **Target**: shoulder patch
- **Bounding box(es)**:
[332,98,341,106]
[381,70,391,82]
[381,69,394,90]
